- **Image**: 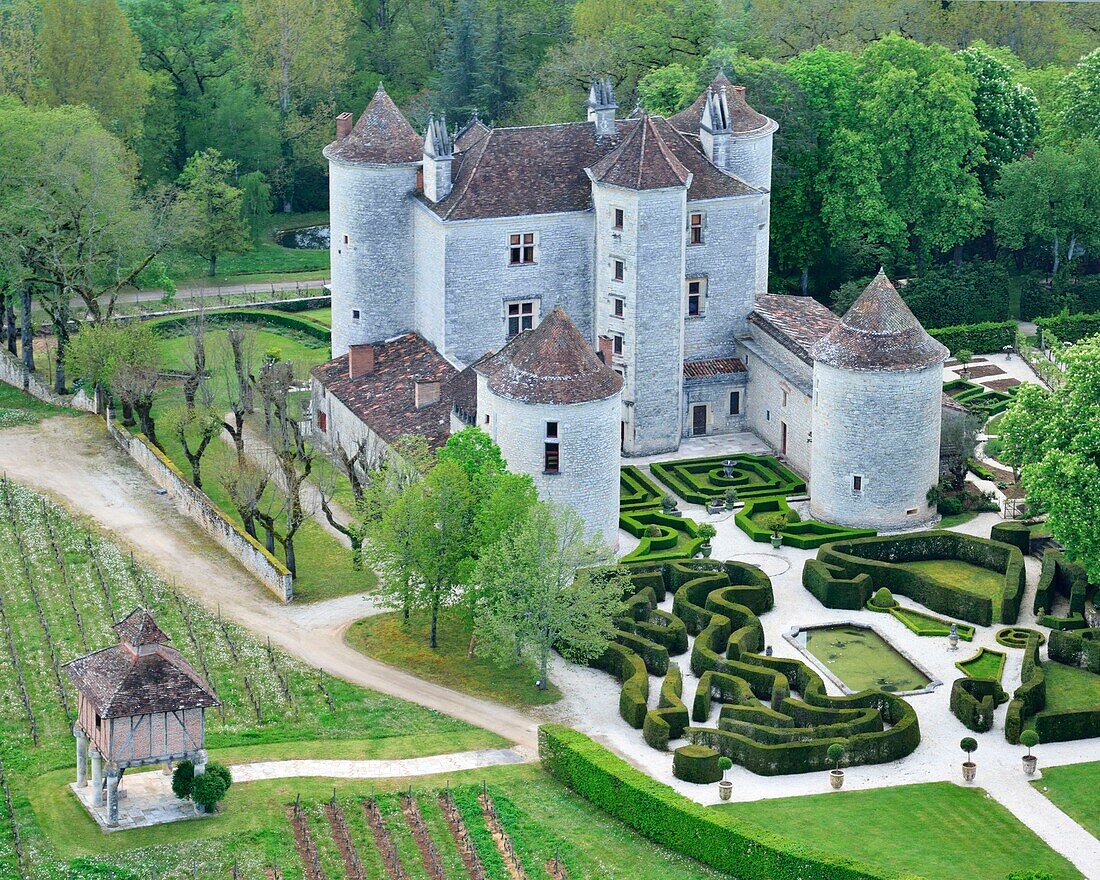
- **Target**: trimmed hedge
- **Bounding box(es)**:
[643,665,689,750]
[149,308,331,344]
[816,531,1025,626]
[539,725,906,880]
[1033,550,1094,620]
[995,627,1045,649]
[1048,628,1100,674]
[672,744,722,784]
[1005,634,1046,744]
[619,509,703,563]
[590,641,649,729]
[990,521,1031,554]
[735,497,876,549]
[619,466,665,513]
[1036,309,1100,344]
[888,606,975,641]
[1007,633,1100,744]
[950,677,1007,732]
[929,320,1017,356]
[802,560,874,610]
[651,454,806,506]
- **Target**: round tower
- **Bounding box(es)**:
[475,307,623,546]
[724,83,777,192]
[808,271,949,531]
[324,84,422,357]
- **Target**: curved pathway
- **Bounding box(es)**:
[0,415,540,754]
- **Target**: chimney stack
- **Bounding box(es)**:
[587,77,618,138]
[348,343,375,379]
[336,112,353,140]
[422,114,454,203]
[700,87,731,167]
[414,378,441,409]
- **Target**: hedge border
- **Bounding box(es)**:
[650,454,806,506]
[734,497,876,550]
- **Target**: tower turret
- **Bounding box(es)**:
[422,114,453,203]
[587,77,618,137]
[699,87,731,167]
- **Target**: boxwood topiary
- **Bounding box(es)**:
[672,744,722,784]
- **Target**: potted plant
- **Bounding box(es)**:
[1020,730,1039,776]
[717,757,733,800]
[765,513,787,549]
[724,487,738,510]
[697,524,717,558]
[960,737,977,782]
[707,496,725,514]
[827,743,846,789]
[660,494,680,517]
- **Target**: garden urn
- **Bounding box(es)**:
[962,762,976,783]
[830,769,845,790]
[722,459,734,478]
[700,543,713,558]
[718,780,732,801]
[1022,755,1037,776]
[770,534,782,549]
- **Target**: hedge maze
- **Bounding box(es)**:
[734,496,876,550]
[591,559,920,778]
[650,454,806,506]
[942,377,1020,416]
[809,531,1026,626]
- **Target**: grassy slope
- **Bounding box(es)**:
[346,612,563,708]
[1033,761,1100,839]
[720,783,1080,880]
[0,383,71,426]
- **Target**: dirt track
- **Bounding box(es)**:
[0,415,540,753]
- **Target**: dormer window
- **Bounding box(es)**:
[689,212,704,245]
[509,232,536,265]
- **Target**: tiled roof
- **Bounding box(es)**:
[450,351,494,422]
[810,270,949,372]
[64,610,218,718]
[422,116,756,221]
[749,294,840,363]
[683,357,747,379]
[475,307,622,405]
[312,334,457,450]
[324,84,423,165]
[942,392,969,413]
[589,116,690,190]
[114,608,170,647]
[669,74,776,136]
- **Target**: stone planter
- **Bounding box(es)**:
[707,502,724,515]
[830,770,845,790]
[718,780,732,801]
[700,543,713,558]
[962,761,977,783]
[770,535,782,549]
[1023,755,1037,776]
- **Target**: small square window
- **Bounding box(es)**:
[906,507,919,516]
[613,259,625,282]
[343,234,349,245]
[613,208,624,230]
[544,442,560,474]
[853,475,863,492]
[546,421,558,439]
[689,212,704,245]
[507,300,536,336]
[612,297,624,318]
[612,334,623,356]
[352,309,361,320]
[509,232,536,265]
[729,391,741,416]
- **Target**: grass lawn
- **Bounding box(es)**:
[1032,761,1100,839]
[939,510,979,529]
[29,764,729,880]
[346,611,563,708]
[897,559,1006,598]
[956,647,1006,681]
[1041,662,1100,713]
[720,782,1081,880]
[0,382,72,426]
[155,321,331,374]
[296,306,332,327]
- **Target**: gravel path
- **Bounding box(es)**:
[230,748,527,783]
[0,415,540,754]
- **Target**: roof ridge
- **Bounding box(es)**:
[440,126,494,220]
[650,116,761,193]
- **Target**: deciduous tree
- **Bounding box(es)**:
[177,149,251,277]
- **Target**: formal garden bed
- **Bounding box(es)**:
[955,647,1006,682]
[942,377,1020,416]
[734,497,876,550]
[1005,631,1100,744]
[650,454,806,506]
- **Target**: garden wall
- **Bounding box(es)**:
[0,350,97,413]
[106,416,293,602]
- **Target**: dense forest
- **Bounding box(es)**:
[1,0,1099,314]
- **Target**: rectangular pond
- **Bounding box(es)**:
[789,623,937,696]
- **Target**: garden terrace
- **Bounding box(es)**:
[814,531,1026,626]
[590,559,920,776]
[1005,633,1100,744]
[734,497,876,550]
[650,454,806,506]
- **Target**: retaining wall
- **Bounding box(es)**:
[0,349,96,412]
[105,415,293,602]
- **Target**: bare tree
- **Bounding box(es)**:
[166,396,223,489]
[220,326,255,464]
[217,456,271,544]
[182,313,208,411]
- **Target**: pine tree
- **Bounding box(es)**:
[438,0,481,120]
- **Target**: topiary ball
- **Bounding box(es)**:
[871,588,896,609]
[645,525,663,538]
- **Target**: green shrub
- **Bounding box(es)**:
[991,522,1031,554]
[937,496,963,516]
[1048,628,1100,674]
[929,320,1017,355]
[1033,550,1094,617]
[826,743,845,769]
[540,725,894,880]
[735,497,875,550]
[802,560,874,610]
[870,588,896,609]
[960,737,977,760]
[148,309,330,344]
[171,760,195,800]
[1020,729,1040,755]
[672,745,722,784]
[619,510,704,563]
[1036,310,1100,343]
[192,765,231,812]
[619,466,665,512]
[950,677,1006,732]
[651,454,806,506]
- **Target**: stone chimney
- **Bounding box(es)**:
[587,77,618,138]
[597,335,614,365]
[348,343,375,379]
[414,378,441,409]
[700,87,731,167]
[422,114,453,203]
[336,111,353,140]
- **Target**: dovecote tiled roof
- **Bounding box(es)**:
[683,357,747,379]
[589,116,690,190]
[64,610,218,718]
[810,271,949,372]
[311,333,457,450]
[749,294,840,364]
[669,74,776,136]
[475,307,622,405]
[324,84,423,164]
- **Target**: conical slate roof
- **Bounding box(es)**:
[589,116,690,190]
[324,83,423,164]
[810,270,948,372]
[114,608,170,647]
[669,74,775,136]
[475,307,623,405]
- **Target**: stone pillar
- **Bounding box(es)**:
[105,769,120,826]
[162,761,172,776]
[75,728,88,787]
[193,749,207,777]
[90,751,104,806]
